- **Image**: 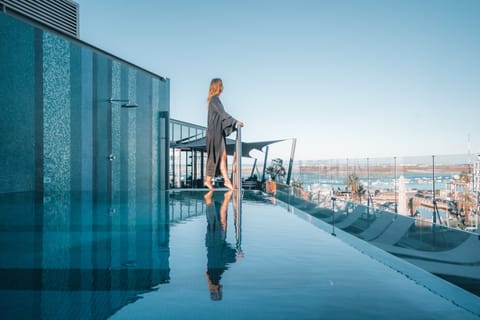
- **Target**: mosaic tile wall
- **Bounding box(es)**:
[43,32,71,193]
[0,12,170,194]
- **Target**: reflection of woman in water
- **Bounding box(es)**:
[204,190,237,300]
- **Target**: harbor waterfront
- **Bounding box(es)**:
[288,154,480,232]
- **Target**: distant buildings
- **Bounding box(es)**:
[474,154,480,193]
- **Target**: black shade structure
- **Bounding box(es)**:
[169,118,295,189]
[171,136,286,158]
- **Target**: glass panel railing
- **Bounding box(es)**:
[288,153,479,233]
[276,153,480,294]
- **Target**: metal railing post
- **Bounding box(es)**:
[331,196,337,236]
[394,156,398,213]
[235,126,242,190]
[261,146,269,183]
[433,155,436,224]
[286,138,296,185]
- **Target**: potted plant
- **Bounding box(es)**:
[265,158,286,194]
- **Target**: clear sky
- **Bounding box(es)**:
[75,0,480,160]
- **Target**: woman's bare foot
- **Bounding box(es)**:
[204,178,214,190]
[223,180,234,190]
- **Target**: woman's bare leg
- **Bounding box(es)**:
[220,150,233,190]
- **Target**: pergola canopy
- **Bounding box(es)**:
[170,137,285,158]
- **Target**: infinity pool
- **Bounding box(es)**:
[0,190,479,319]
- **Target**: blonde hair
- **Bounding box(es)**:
[207,78,223,105]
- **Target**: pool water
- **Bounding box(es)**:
[0,190,479,319]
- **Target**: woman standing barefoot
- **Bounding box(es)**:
[204,78,244,190]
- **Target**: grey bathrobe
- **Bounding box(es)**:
[206,95,237,177]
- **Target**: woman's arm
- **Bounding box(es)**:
[210,96,238,136]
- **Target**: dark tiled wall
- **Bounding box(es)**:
[0,13,170,194]
[0,14,36,192]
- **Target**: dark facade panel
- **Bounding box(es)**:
[0,13,36,193]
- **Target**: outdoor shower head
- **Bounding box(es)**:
[108,98,139,109]
[121,102,138,108]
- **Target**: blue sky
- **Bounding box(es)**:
[75,0,480,160]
